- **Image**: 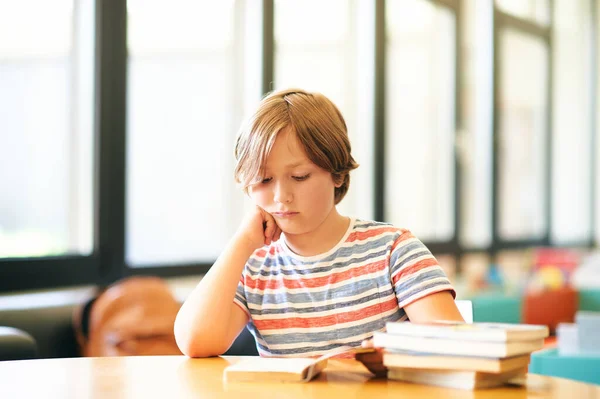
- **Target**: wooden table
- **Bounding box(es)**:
[0,356,598,398]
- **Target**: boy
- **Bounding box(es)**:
[174,88,463,359]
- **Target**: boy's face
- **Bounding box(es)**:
[248,127,341,236]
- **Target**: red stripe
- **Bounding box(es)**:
[392,258,439,285]
[254,245,277,258]
[244,259,387,291]
[255,300,398,331]
[390,230,413,253]
[346,227,399,242]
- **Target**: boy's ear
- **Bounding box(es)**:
[332,173,344,188]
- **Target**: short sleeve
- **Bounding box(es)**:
[389,229,456,308]
[233,270,251,317]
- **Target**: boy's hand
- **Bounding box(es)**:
[236,206,282,251]
[356,338,387,378]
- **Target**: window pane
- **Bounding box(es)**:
[126,0,246,266]
[385,0,456,241]
[551,0,593,244]
[459,0,494,248]
[273,0,374,220]
[0,0,94,258]
[497,29,549,240]
[495,0,550,26]
[597,0,600,247]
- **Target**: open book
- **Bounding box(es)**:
[223,346,375,383]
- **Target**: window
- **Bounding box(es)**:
[384,0,457,242]
[0,0,94,258]
[551,0,594,245]
[495,0,550,26]
[496,28,549,241]
[126,0,250,266]
[1,0,599,293]
[459,0,494,249]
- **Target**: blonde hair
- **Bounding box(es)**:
[234,88,358,205]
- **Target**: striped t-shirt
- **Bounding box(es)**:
[233,218,455,357]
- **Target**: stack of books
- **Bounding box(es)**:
[373,321,549,390]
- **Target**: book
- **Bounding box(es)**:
[223,346,375,383]
[387,366,528,390]
[385,321,549,342]
[373,332,544,358]
[223,356,329,383]
[383,351,531,373]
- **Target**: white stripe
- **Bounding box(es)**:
[247,286,383,310]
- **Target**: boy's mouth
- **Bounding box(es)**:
[272,211,299,218]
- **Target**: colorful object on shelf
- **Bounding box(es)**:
[529,348,600,386]
[470,294,522,324]
[526,248,581,293]
[522,286,578,334]
[578,289,600,312]
[575,311,600,354]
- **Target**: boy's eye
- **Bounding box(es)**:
[261,177,272,184]
[292,174,310,181]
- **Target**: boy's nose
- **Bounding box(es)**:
[273,183,293,204]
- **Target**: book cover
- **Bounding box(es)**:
[383,351,531,373]
[387,366,528,390]
[385,321,549,342]
[373,332,544,358]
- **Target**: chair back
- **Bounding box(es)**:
[455,300,473,323]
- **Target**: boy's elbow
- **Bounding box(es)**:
[179,339,229,358]
[174,320,229,358]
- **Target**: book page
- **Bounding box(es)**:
[225,357,315,374]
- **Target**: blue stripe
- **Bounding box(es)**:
[244,274,389,306]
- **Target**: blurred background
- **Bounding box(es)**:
[0,0,599,301]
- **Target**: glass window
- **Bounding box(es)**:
[497,28,549,241]
[551,0,593,244]
[597,0,600,247]
[0,0,94,258]
[126,0,249,266]
[459,0,494,249]
[385,0,456,241]
[273,0,374,220]
[495,0,550,26]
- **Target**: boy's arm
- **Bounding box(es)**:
[403,290,465,323]
[173,235,255,358]
[174,206,280,358]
